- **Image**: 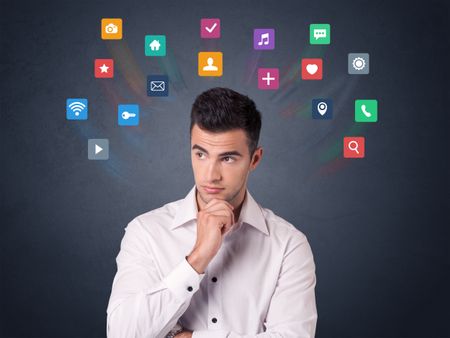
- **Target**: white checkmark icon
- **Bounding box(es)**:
[205,22,217,33]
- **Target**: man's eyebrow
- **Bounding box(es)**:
[192,144,243,157]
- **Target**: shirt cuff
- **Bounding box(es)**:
[163,257,205,301]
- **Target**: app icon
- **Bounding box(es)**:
[198,52,223,77]
[258,68,279,90]
[101,18,122,40]
[355,99,378,122]
[94,59,114,78]
[201,18,221,38]
[147,75,169,96]
[118,104,139,126]
[145,35,166,56]
[66,98,88,120]
[88,139,109,160]
[301,58,323,80]
[310,24,330,45]
[343,137,365,158]
[348,53,369,74]
[253,29,275,50]
[312,98,333,119]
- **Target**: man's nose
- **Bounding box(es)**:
[205,161,222,182]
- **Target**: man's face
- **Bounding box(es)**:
[191,124,262,209]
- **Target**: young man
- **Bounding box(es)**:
[106,87,317,338]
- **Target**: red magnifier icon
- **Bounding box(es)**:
[344,137,365,158]
[348,140,359,154]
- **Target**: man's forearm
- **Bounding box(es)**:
[175,330,193,338]
[186,249,211,274]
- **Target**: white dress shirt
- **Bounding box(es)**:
[106,186,317,338]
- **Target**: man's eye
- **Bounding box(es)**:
[196,152,205,159]
[222,156,235,163]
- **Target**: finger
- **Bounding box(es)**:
[204,202,234,215]
[204,203,234,222]
[207,209,234,224]
[221,223,234,236]
[208,214,234,229]
[205,198,234,210]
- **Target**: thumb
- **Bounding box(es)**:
[221,222,234,236]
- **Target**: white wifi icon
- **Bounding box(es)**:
[69,101,86,116]
[66,99,88,120]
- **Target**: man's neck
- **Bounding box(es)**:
[232,201,244,224]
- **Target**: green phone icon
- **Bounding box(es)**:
[355,99,378,122]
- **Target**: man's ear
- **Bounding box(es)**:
[250,147,263,171]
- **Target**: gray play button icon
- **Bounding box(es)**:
[88,139,109,160]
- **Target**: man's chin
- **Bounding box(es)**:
[197,188,227,205]
[200,191,224,203]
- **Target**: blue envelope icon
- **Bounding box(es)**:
[150,81,165,91]
[147,75,169,96]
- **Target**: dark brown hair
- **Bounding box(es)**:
[190,87,262,156]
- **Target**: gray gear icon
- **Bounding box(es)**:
[352,57,366,71]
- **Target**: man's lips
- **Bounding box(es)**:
[203,186,224,194]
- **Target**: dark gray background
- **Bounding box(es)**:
[1,0,449,337]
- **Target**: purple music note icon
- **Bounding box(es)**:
[254,28,275,50]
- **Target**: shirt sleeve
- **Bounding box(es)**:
[106,219,205,338]
[192,232,317,338]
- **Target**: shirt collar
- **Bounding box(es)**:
[171,186,198,229]
[171,186,269,236]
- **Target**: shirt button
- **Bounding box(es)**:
[211,277,218,283]
[212,317,218,323]
[187,286,193,292]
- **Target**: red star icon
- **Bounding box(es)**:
[94,59,114,78]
